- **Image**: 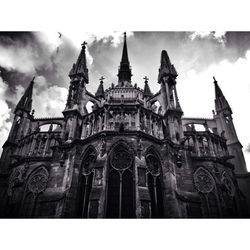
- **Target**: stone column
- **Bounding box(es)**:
[129,113,132,128]
[208,135,215,157]
[99,114,103,132]
[81,118,87,139]
[161,147,181,217]
[68,117,77,141]
[43,135,50,156]
[136,108,140,130]
[89,116,93,136]
[194,135,201,156]
[104,109,108,130]
[93,153,108,218]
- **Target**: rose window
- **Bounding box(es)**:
[194,168,214,193]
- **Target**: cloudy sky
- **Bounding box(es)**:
[0,31,250,169]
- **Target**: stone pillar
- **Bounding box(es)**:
[92,116,96,134]
[168,116,176,142]
[99,115,102,132]
[136,108,140,130]
[81,118,86,139]
[104,109,108,130]
[44,135,50,156]
[194,135,201,156]
[208,135,215,157]
[29,136,36,156]
[144,113,147,132]
[93,153,108,218]
[161,147,181,217]
[89,116,93,136]
[129,113,132,128]
[173,85,180,108]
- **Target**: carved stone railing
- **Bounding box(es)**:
[184,131,229,159]
[14,131,61,159]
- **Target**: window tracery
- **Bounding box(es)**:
[145,149,164,218]
[193,167,214,194]
[221,172,235,197]
[145,154,161,176]
[27,168,48,194]
[110,145,133,170]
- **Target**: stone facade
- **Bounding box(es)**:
[0,33,249,218]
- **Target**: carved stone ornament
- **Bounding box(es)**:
[194,168,214,194]
[8,164,29,196]
[28,172,48,194]
[145,154,161,176]
[100,137,106,157]
[221,172,235,196]
[82,153,96,174]
[111,145,133,170]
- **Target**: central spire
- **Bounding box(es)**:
[118,32,132,85]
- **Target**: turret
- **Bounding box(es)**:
[0,77,35,172]
[95,77,105,100]
[143,76,153,99]
[157,50,183,143]
[11,77,35,140]
[66,41,89,111]
[117,32,132,86]
[213,77,247,173]
[63,42,90,142]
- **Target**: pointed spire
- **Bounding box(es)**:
[118,32,132,84]
[158,50,177,83]
[15,77,35,114]
[69,41,89,83]
[121,32,129,64]
[143,76,153,98]
[213,76,232,113]
[95,76,105,99]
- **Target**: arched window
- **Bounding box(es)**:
[106,143,135,218]
[145,150,164,218]
[77,147,96,218]
[21,167,49,218]
[193,167,219,218]
[221,171,237,218]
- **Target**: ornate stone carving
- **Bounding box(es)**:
[100,134,107,157]
[94,168,103,186]
[28,170,48,194]
[82,153,96,174]
[175,149,183,168]
[194,168,214,194]
[8,164,29,196]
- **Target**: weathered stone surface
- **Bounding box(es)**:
[0,33,249,218]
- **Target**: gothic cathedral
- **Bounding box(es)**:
[0,33,250,218]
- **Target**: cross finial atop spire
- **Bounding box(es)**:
[213,76,217,84]
[99,76,105,83]
[143,76,149,83]
[81,41,87,48]
[69,41,89,82]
